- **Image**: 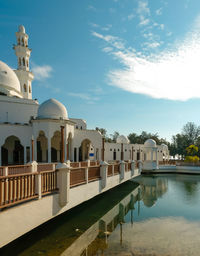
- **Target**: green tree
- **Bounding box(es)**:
[182,122,200,145]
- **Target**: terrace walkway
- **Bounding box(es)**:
[0,160,141,248]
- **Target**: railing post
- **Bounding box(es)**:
[36,173,42,199]
[30,161,38,173]
[131,160,135,176]
[56,162,71,207]
[52,163,56,171]
[120,160,125,180]
[87,159,90,167]
[100,161,108,189]
[3,167,8,176]
[85,167,88,184]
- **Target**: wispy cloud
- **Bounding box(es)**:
[87,5,97,11]
[92,31,125,49]
[155,8,162,15]
[137,0,150,26]
[68,91,100,104]
[93,15,200,101]
[32,64,53,81]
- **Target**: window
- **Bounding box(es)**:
[18,38,20,45]
[24,84,27,92]
[22,38,25,46]
[19,58,21,66]
[29,86,31,93]
[110,149,112,151]
[23,58,25,66]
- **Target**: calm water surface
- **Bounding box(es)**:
[2,174,200,256]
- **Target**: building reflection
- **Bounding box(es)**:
[136,175,168,208]
[62,185,140,256]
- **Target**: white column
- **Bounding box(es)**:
[24,147,27,164]
[76,147,79,162]
[0,146,1,166]
[156,149,158,167]
[48,137,51,163]
[34,139,37,162]
[151,150,153,161]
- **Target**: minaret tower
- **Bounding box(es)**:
[13,25,34,99]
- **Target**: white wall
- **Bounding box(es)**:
[0,95,38,124]
[70,118,87,130]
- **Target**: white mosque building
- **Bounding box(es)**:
[0,25,169,167]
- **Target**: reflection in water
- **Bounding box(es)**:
[3,174,200,256]
[137,175,168,207]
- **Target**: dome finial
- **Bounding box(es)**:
[18,25,25,33]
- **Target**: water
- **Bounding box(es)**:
[2,174,200,256]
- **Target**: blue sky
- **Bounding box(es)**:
[1,0,200,141]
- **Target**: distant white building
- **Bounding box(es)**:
[0,25,169,166]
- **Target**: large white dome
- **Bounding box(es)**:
[144,139,157,147]
[116,135,130,144]
[37,98,68,120]
[0,61,22,97]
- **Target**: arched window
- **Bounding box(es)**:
[23,58,25,66]
[29,86,31,93]
[22,38,24,46]
[24,84,27,92]
[27,60,29,68]
[18,58,21,66]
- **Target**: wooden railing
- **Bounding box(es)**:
[80,162,88,167]
[0,160,135,210]
[38,163,55,172]
[70,162,79,168]
[0,167,3,176]
[88,166,101,181]
[70,168,86,187]
[114,164,120,175]
[8,165,32,175]
[0,173,38,209]
[108,165,113,176]
[41,170,58,194]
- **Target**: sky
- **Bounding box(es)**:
[1,0,200,142]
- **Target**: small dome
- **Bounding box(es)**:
[0,61,22,97]
[37,98,68,120]
[161,144,168,150]
[18,25,25,33]
[144,139,156,147]
[116,135,130,144]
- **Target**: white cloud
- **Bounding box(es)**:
[92,15,200,101]
[68,92,99,104]
[155,8,162,15]
[137,1,151,26]
[160,24,165,30]
[92,31,125,49]
[102,47,113,53]
[137,0,150,16]
[128,14,135,21]
[32,64,53,81]
[107,30,200,101]
[143,41,161,48]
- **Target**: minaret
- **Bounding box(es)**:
[13,25,34,99]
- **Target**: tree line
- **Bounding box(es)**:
[96,122,200,159]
